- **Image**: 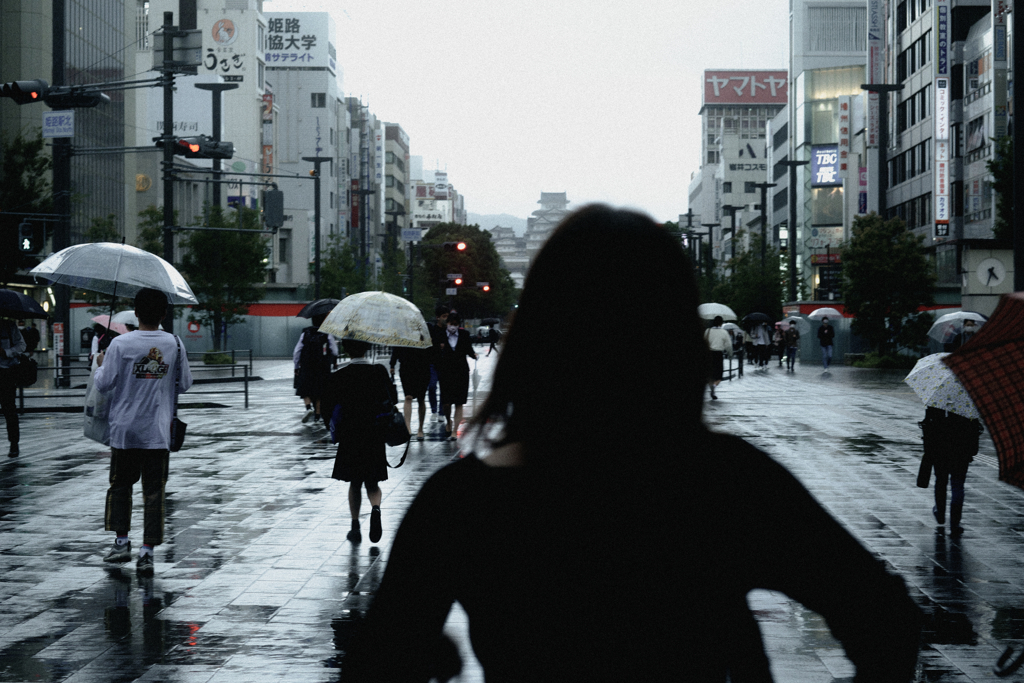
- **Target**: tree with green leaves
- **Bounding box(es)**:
[1,131,53,283]
[708,232,785,320]
[319,235,367,299]
[841,213,935,356]
[987,135,1013,242]
[136,205,166,256]
[178,205,267,351]
[412,223,517,320]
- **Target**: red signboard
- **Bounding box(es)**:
[810,253,842,265]
[703,70,788,106]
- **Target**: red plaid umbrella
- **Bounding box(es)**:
[944,292,1024,491]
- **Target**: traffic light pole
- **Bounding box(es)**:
[302,156,331,299]
[52,0,71,386]
[754,182,777,270]
[779,159,810,303]
[160,12,177,334]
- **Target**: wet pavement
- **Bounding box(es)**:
[2,354,1023,681]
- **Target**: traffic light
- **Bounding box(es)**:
[155,134,234,159]
[1,80,47,104]
[443,241,467,252]
[1,80,109,108]
[17,221,40,253]
[477,282,490,292]
[451,277,463,287]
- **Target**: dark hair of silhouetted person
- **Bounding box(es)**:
[134,288,169,326]
[473,204,707,473]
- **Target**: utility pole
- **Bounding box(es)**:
[754,182,777,269]
[159,12,177,334]
[1015,4,1024,290]
[194,83,238,206]
[779,159,810,303]
[860,83,904,219]
[51,0,71,385]
[721,204,741,264]
[302,156,332,299]
[701,223,720,281]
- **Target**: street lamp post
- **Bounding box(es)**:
[721,204,741,264]
[860,83,904,219]
[778,159,810,303]
[301,156,332,299]
[753,182,777,269]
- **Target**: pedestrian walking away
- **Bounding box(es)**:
[818,317,836,371]
[751,322,771,368]
[0,318,27,457]
[293,313,338,426]
[16,320,40,354]
[704,315,732,400]
[784,321,800,371]
[485,324,501,357]
[917,406,983,535]
[93,288,193,575]
[340,204,922,682]
[426,304,448,427]
[322,339,398,544]
[772,325,785,366]
[390,342,431,441]
[437,311,477,440]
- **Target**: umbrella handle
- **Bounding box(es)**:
[995,646,1024,677]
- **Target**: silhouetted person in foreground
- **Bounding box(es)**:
[340,205,922,682]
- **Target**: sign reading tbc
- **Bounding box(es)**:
[811,146,841,187]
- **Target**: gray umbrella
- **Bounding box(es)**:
[29,242,197,304]
[297,298,341,319]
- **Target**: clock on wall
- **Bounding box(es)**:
[976,257,1007,287]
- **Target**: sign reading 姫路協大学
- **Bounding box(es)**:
[263,13,337,73]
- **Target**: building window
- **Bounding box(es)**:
[966,116,986,152]
[744,181,756,194]
[311,93,326,108]
[386,175,395,188]
[807,6,867,51]
[722,181,733,193]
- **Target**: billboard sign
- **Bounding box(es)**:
[811,145,841,187]
[934,0,950,233]
[703,70,788,106]
[264,13,336,73]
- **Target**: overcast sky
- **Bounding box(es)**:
[264,0,790,223]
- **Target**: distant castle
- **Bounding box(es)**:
[487,192,570,289]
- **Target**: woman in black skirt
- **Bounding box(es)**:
[324,338,397,544]
[390,345,431,441]
[437,311,477,440]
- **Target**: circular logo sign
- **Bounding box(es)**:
[187,321,201,334]
[232,161,247,173]
[212,19,237,46]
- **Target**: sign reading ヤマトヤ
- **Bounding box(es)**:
[264,13,337,73]
[703,70,788,106]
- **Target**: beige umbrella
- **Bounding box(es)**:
[319,291,431,349]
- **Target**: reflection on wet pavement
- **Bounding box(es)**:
[0,358,1022,681]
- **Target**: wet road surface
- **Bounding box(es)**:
[1,355,1022,681]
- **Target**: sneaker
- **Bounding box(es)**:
[301,406,314,424]
[347,528,362,543]
[104,540,132,563]
[369,508,382,543]
[136,553,154,576]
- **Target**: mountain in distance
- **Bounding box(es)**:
[468,212,527,237]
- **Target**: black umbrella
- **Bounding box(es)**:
[481,317,501,326]
[0,289,48,319]
[742,312,772,324]
[297,298,341,319]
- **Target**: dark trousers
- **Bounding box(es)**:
[427,364,439,413]
[105,448,169,545]
[0,370,18,445]
[934,459,969,517]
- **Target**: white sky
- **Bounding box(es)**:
[263,0,790,223]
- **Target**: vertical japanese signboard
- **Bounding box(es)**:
[993,0,1009,138]
[837,96,851,173]
[933,0,950,237]
[866,0,883,146]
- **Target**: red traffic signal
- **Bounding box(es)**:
[477,283,490,292]
[1,80,47,105]
[453,277,463,286]
[155,134,234,159]
[443,241,467,252]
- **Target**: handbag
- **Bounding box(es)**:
[83,355,111,445]
[169,336,187,452]
[10,354,38,388]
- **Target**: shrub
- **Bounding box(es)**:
[203,351,233,365]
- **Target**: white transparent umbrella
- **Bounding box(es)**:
[808,307,842,321]
[30,243,197,304]
[319,291,431,348]
[782,316,810,332]
[698,303,738,321]
[927,311,987,343]
[111,310,140,327]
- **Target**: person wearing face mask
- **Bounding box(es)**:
[437,311,477,440]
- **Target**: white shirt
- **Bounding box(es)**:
[704,327,733,354]
[94,331,193,450]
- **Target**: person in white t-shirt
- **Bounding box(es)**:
[94,288,193,576]
[703,316,733,401]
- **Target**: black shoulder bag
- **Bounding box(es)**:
[169,335,187,452]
